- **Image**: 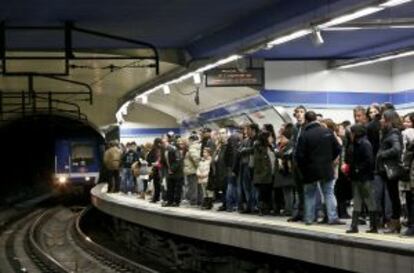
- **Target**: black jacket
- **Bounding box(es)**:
[366,118,381,157]
[350,136,374,182]
[376,128,402,175]
[295,122,341,184]
[208,142,228,191]
[161,144,184,178]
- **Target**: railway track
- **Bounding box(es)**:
[0,206,159,273]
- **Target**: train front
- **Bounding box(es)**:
[54,139,101,192]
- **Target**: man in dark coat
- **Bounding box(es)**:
[161,137,184,207]
[295,111,342,225]
[288,105,307,221]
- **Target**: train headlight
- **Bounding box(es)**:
[85,176,90,181]
[58,176,67,184]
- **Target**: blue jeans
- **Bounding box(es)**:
[239,164,257,211]
[226,176,238,210]
[185,174,202,205]
[304,179,339,224]
[121,168,134,193]
[373,175,392,221]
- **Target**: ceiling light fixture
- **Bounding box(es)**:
[311,27,324,46]
[141,95,148,104]
[318,6,384,29]
[380,0,412,7]
[266,29,312,49]
[265,0,413,49]
[193,73,202,85]
[334,49,414,69]
[163,85,171,95]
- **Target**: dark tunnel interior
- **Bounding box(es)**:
[0,114,105,205]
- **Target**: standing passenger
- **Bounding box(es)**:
[253,131,276,216]
[402,113,414,236]
[288,105,307,222]
[147,138,163,203]
[197,148,213,209]
[377,110,403,233]
[346,124,378,233]
[238,123,259,213]
[184,133,202,206]
[295,111,342,225]
[103,140,122,193]
[161,137,184,207]
[120,143,139,194]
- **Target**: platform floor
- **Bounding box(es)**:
[91,183,414,273]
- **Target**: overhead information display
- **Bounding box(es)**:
[205,68,263,87]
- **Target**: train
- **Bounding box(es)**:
[54,137,103,192]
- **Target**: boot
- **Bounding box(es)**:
[384,218,401,234]
[346,211,359,233]
[202,198,213,210]
[201,198,208,209]
[366,212,379,233]
[402,193,414,236]
[207,198,213,210]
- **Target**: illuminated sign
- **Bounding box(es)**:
[205,68,264,87]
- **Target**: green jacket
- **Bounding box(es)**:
[253,145,276,185]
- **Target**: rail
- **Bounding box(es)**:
[73,206,159,273]
[26,208,71,273]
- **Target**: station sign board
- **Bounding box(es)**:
[205,68,264,87]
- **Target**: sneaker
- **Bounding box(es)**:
[329,219,346,225]
[161,202,173,207]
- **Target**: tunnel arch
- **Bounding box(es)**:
[0,113,105,204]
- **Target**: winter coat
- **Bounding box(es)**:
[103,146,122,171]
[208,142,228,191]
[295,122,341,184]
[184,141,201,176]
[366,118,381,157]
[274,142,295,188]
[146,148,162,180]
[161,144,184,179]
[121,150,139,168]
[196,158,212,184]
[349,136,374,182]
[253,145,276,185]
[402,128,414,188]
[376,128,402,176]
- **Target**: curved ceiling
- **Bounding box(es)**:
[2,0,414,128]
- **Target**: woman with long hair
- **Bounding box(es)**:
[146,138,163,203]
[377,110,403,233]
[253,131,277,215]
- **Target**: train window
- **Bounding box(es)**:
[71,143,94,165]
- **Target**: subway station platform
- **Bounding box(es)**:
[91,184,414,273]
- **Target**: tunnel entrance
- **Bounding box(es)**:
[0,114,105,204]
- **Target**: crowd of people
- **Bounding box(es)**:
[102,102,414,236]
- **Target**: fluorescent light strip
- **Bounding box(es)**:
[265,0,413,49]
[337,50,414,69]
[141,95,148,104]
[380,0,412,7]
[133,54,241,103]
[266,29,312,48]
[319,6,384,29]
[193,73,202,84]
[163,85,171,95]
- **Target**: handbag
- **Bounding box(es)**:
[383,161,403,181]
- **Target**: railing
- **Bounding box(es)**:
[0,90,88,121]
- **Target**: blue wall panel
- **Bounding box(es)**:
[120,128,180,137]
